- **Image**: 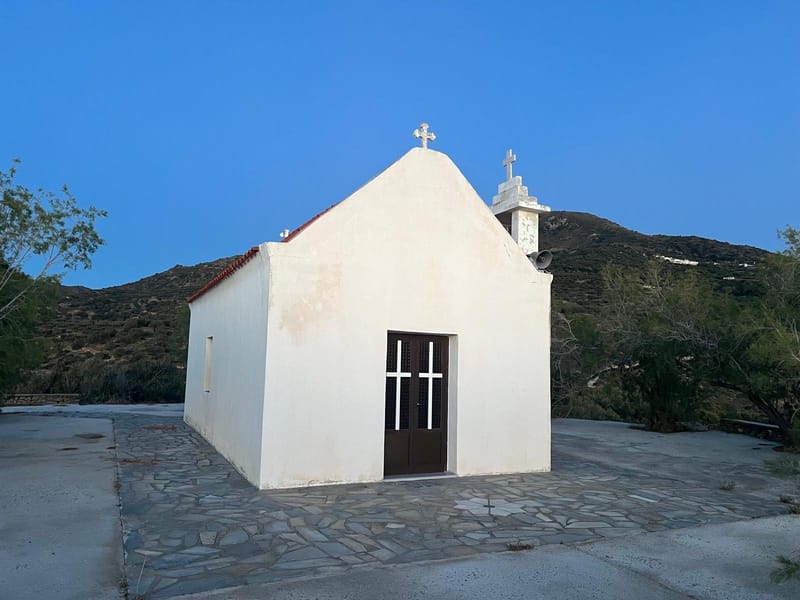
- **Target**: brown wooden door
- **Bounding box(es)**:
[384,333,448,475]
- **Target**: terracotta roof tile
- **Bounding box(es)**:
[187,246,260,303]
[281,200,343,243]
[188,198,344,302]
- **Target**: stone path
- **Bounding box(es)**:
[109,415,795,599]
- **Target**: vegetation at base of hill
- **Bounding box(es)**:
[0,160,105,395]
[14,257,233,403]
[550,220,799,443]
[6,210,799,446]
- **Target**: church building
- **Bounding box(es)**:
[184,124,553,489]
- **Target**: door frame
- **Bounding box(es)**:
[383,331,450,476]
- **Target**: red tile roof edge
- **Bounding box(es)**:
[188,197,344,303]
[187,246,260,303]
[281,200,343,243]
[284,147,416,243]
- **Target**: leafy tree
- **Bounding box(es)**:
[713,226,800,442]
[778,225,800,367]
[601,260,721,431]
[780,225,800,257]
[0,269,56,391]
[551,303,611,418]
[0,160,106,393]
[599,227,800,440]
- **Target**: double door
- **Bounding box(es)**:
[384,333,448,475]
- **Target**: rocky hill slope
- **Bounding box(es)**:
[541,211,768,309]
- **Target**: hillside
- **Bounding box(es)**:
[19,211,775,402]
[21,257,236,399]
[540,212,769,309]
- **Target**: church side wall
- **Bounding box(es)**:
[184,251,270,486]
[258,148,551,489]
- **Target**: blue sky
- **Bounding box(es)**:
[3,1,798,288]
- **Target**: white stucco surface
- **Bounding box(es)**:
[184,252,270,484]
[259,148,551,488]
[185,147,552,489]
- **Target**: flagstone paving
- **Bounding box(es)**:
[102,414,797,599]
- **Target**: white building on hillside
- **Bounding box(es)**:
[184,125,553,489]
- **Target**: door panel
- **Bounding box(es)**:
[384,333,448,475]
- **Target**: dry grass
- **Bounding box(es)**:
[508,542,533,551]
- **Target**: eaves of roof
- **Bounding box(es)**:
[186,246,260,303]
[280,200,343,243]
[188,197,344,303]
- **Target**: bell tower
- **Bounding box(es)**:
[491,149,550,256]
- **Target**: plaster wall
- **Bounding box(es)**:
[184,253,270,485]
[259,148,551,489]
[512,211,539,255]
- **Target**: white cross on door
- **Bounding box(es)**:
[386,339,411,431]
[418,341,443,430]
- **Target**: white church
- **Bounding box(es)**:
[184,124,553,490]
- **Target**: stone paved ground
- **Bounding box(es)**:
[109,415,797,599]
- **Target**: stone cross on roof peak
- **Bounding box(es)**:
[503,149,517,181]
[413,122,436,149]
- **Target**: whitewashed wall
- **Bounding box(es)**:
[184,253,270,485]
[259,148,551,489]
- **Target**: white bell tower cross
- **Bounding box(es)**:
[491,148,550,256]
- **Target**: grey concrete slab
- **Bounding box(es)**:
[552,418,790,506]
[175,545,687,600]
[175,516,800,600]
[0,415,123,600]
[553,418,782,466]
[580,515,800,600]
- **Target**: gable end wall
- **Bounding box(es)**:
[258,149,551,488]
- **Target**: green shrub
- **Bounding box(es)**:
[77,359,185,404]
